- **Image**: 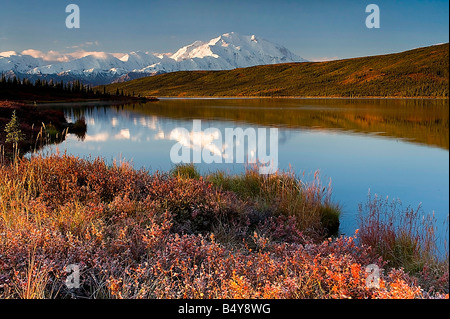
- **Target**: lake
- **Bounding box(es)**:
[39,98,449,247]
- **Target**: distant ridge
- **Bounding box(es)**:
[102,43,449,98]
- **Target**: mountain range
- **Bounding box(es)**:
[0,32,307,85]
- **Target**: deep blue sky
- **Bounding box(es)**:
[0,0,448,60]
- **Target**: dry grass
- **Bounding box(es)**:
[358,192,449,294]
[206,167,340,236]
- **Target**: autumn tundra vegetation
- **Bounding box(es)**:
[0,99,448,299]
[0,150,447,299]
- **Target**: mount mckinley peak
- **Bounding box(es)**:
[0,32,307,85]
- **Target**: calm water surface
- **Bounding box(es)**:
[40,98,449,246]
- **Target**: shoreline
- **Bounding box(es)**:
[156,96,450,100]
[5,96,448,106]
[23,98,156,107]
[9,96,158,105]
[0,101,87,156]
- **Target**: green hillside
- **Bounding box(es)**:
[103,43,449,98]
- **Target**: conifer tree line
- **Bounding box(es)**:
[0,74,130,100]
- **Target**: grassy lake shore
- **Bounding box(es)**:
[0,101,88,159]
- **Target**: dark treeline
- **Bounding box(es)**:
[0,74,130,101]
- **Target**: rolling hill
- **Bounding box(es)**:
[102,43,449,98]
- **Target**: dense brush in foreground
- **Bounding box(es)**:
[0,155,447,299]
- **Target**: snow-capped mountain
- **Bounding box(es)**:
[0,32,307,85]
[171,33,305,67]
[0,52,46,73]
